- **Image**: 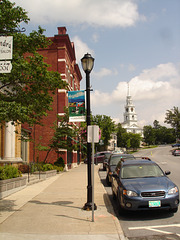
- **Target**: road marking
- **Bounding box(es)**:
[129,224,180,236]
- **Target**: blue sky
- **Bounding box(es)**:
[12,0,180,127]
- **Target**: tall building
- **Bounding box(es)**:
[22,27,82,170]
[121,83,143,136]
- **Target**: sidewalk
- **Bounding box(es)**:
[0,163,126,240]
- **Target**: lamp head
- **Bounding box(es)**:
[81,53,94,73]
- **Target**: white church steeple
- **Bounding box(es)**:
[121,82,143,136]
[123,82,137,124]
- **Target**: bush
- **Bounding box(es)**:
[53,165,64,172]
[18,164,30,173]
[0,165,22,180]
[54,157,65,168]
[42,164,54,171]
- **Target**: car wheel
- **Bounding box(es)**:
[106,175,111,186]
[169,207,178,213]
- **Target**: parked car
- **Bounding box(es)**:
[173,149,180,156]
[106,153,135,186]
[84,151,111,164]
[102,152,112,171]
[172,143,180,148]
[111,158,179,214]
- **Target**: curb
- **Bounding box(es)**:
[98,169,128,240]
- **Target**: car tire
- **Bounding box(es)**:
[169,207,178,213]
[106,175,111,186]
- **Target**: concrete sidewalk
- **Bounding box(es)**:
[0,164,126,240]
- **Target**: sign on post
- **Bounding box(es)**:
[87,125,99,143]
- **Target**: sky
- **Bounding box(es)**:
[12,0,180,127]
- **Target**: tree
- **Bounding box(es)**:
[153,120,161,129]
[165,107,180,141]
[0,0,67,125]
[129,132,142,150]
[92,114,115,150]
[42,108,79,163]
[143,125,156,145]
[116,123,126,147]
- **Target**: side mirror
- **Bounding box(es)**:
[165,171,171,175]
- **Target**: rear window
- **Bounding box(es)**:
[121,164,164,179]
[110,155,134,166]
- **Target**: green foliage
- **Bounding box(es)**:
[165,106,180,140]
[0,0,67,125]
[53,165,64,172]
[143,121,176,145]
[143,125,156,145]
[116,124,141,150]
[0,0,29,34]
[0,165,22,180]
[54,157,65,168]
[49,108,79,153]
[42,164,54,171]
[92,114,116,150]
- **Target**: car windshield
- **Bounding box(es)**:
[110,155,134,166]
[121,164,164,179]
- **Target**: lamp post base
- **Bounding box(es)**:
[83,202,97,211]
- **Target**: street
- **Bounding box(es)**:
[99,145,180,239]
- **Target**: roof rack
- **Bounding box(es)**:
[134,156,151,161]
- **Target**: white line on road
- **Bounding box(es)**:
[129,224,180,236]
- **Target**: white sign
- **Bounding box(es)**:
[0,61,12,73]
[87,125,99,143]
[0,36,13,60]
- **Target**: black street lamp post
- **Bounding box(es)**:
[81,53,97,211]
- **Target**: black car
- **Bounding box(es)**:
[102,152,112,171]
[106,153,135,186]
[111,158,179,214]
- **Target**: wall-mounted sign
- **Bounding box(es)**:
[68,90,85,122]
[0,36,13,60]
[0,61,12,73]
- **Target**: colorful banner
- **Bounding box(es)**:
[68,90,86,122]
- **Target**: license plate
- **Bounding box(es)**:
[149,200,161,208]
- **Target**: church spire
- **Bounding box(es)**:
[127,81,130,96]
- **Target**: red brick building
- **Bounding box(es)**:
[24,27,82,170]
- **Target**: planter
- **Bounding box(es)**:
[0,176,27,199]
[33,170,57,180]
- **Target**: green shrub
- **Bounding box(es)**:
[42,164,54,171]
[53,165,64,172]
[0,165,22,180]
[54,157,65,168]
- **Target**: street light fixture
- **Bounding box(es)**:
[81,53,97,211]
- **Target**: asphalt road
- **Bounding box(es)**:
[99,145,180,240]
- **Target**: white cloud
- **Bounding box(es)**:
[13,0,145,27]
[71,36,94,64]
[93,68,112,79]
[91,62,180,126]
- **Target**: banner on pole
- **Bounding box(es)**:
[68,90,86,122]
